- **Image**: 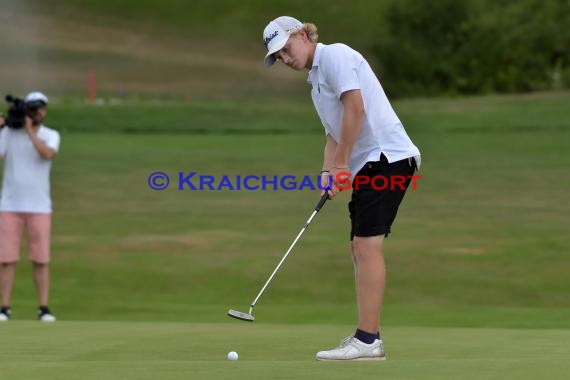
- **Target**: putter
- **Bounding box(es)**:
[228,192,329,322]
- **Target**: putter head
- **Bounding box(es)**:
[228,309,255,322]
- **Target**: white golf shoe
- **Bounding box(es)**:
[38,308,56,322]
[0,308,10,322]
[316,336,386,361]
[39,313,56,322]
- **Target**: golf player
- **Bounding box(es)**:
[262,16,420,360]
[0,92,59,322]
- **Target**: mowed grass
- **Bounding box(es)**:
[0,93,569,379]
[1,321,569,380]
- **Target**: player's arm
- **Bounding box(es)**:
[333,89,365,170]
[320,134,337,194]
[322,134,337,172]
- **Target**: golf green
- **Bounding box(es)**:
[2,321,569,380]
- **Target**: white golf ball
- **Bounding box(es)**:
[227,351,238,361]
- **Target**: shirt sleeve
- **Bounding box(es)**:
[45,130,61,152]
[320,45,362,99]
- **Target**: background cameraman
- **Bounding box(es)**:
[0,91,60,322]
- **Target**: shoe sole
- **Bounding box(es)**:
[317,356,387,362]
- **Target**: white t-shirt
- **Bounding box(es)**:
[307,43,420,175]
[0,125,60,213]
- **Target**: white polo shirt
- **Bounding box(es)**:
[0,125,60,213]
[307,43,420,175]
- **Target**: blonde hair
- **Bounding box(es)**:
[291,23,318,43]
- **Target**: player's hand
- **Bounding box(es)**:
[329,166,352,199]
[319,171,335,200]
[320,167,351,199]
[0,115,5,128]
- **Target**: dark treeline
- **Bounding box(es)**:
[373,0,569,97]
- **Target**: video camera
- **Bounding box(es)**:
[3,95,43,129]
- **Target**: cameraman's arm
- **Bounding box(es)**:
[29,133,57,160]
[25,118,57,160]
[0,122,6,159]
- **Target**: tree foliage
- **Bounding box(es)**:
[373,0,570,96]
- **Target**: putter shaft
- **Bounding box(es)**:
[249,193,328,309]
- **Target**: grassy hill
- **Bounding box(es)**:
[2,1,566,100]
[0,0,391,101]
[37,0,392,47]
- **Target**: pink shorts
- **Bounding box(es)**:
[0,212,52,264]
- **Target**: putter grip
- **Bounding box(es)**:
[314,192,329,212]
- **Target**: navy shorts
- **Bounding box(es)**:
[349,154,417,240]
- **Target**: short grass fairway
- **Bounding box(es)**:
[1,321,569,380]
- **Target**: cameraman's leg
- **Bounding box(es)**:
[0,212,25,306]
[1,264,17,306]
[28,214,52,307]
[33,263,50,307]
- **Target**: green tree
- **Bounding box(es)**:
[374,0,570,96]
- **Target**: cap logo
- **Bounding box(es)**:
[264,30,279,49]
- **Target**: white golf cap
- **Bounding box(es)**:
[262,16,303,67]
[25,91,48,106]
